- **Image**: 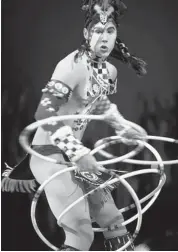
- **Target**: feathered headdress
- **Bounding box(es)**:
[82,0,127,28]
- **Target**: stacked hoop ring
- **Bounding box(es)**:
[19,114,178,251]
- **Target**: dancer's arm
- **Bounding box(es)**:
[93,64,147,141]
[35,56,78,133]
[93,95,147,142]
[35,57,91,163]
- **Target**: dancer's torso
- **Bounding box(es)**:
[32,50,116,145]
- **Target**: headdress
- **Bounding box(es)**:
[78,0,147,76]
[82,0,127,28]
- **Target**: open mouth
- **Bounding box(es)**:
[101,45,108,50]
[100,46,108,53]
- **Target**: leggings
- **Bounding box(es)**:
[30,153,127,251]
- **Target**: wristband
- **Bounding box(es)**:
[50,126,90,162]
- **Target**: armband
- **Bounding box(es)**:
[42,80,72,101]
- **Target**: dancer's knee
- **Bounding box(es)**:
[94,199,127,238]
[60,217,94,242]
[60,217,94,250]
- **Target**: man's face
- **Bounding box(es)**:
[84,21,117,59]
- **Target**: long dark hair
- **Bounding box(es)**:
[111,37,147,76]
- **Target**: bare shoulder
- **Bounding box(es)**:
[106,62,117,81]
[54,50,79,70]
[51,50,85,89]
[51,50,86,87]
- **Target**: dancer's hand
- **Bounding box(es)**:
[116,126,147,145]
[75,154,99,173]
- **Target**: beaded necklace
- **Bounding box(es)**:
[85,51,117,98]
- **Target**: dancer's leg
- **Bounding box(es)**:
[89,191,134,251]
[30,154,94,251]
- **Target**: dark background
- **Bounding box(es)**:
[1,0,178,250]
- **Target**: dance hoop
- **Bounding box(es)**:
[95,135,178,165]
[93,169,166,232]
[19,114,145,165]
[95,140,166,229]
[30,140,164,251]
[31,170,165,251]
[57,140,164,230]
[19,114,167,250]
